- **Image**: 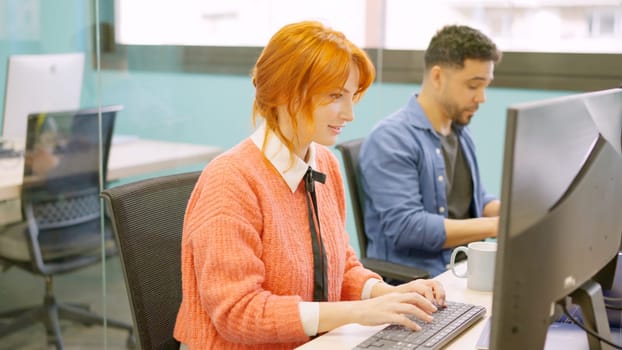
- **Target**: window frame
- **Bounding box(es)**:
[100,43,622,92]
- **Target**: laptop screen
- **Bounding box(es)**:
[22,106,121,193]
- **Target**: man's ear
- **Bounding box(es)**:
[429,65,443,89]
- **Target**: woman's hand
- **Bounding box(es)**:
[393,279,446,307]
[353,292,438,331]
[317,279,446,334]
[371,279,446,307]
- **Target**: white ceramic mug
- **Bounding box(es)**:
[449,241,497,292]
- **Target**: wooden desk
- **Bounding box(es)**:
[0,139,221,223]
[296,268,492,350]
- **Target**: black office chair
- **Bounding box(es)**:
[101,171,201,350]
[0,106,134,349]
[335,138,429,282]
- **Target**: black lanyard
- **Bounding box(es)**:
[304,166,328,301]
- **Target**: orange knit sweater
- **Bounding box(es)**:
[174,139,380,349]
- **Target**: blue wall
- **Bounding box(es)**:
[90,70,571,196]
[0,61,572,252]
[84,71,571,252]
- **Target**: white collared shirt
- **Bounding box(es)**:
[250,123,317,192]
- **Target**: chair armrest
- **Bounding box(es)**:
[361,257,430,282]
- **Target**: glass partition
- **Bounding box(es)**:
[0,1,135,349]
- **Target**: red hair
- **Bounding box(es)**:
[252,21,375,157]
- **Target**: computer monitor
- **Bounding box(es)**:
[489,87,622,350]
[22,105,122,192]
[2,52,85,145]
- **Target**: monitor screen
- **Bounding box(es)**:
[489,87,622,349]
[22,105,122,193]
[2,52,85,146]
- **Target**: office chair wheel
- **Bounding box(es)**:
[126,332,137,349]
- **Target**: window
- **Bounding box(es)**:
[115,0,367,47]
[108,0,622,91]
[115,0,622,53]
[588,8,621,38]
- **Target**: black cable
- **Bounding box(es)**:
[561,300,622,349]
[605,304,622,311]
[604,296,622,310]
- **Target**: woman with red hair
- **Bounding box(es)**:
[174,20,446,349]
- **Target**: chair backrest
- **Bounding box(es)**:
[19,107,119,274]
[335,138,368,259]
[336,139,431,281]
[101,171,201,350]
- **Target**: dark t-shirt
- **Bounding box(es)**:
[439,130,473,219]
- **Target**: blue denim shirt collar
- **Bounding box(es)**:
[407,93,465,137]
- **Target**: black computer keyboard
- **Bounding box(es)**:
[353,301,485,350]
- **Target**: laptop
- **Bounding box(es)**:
[22,105,122,189]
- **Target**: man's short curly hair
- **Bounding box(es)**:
[424,25,501,71]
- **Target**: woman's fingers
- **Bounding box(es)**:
[390,292,436,322]
[393,313,422,331]
[359,290,447,330]
[403,279,447,307]
[426,280,447,306]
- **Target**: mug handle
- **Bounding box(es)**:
[449,246,469,278]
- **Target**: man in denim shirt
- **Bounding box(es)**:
[359,25,502,277]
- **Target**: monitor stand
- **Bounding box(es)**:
[566,280,614,350]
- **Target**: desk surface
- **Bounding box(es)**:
[296,269,491,350]
[0,138,222,202]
